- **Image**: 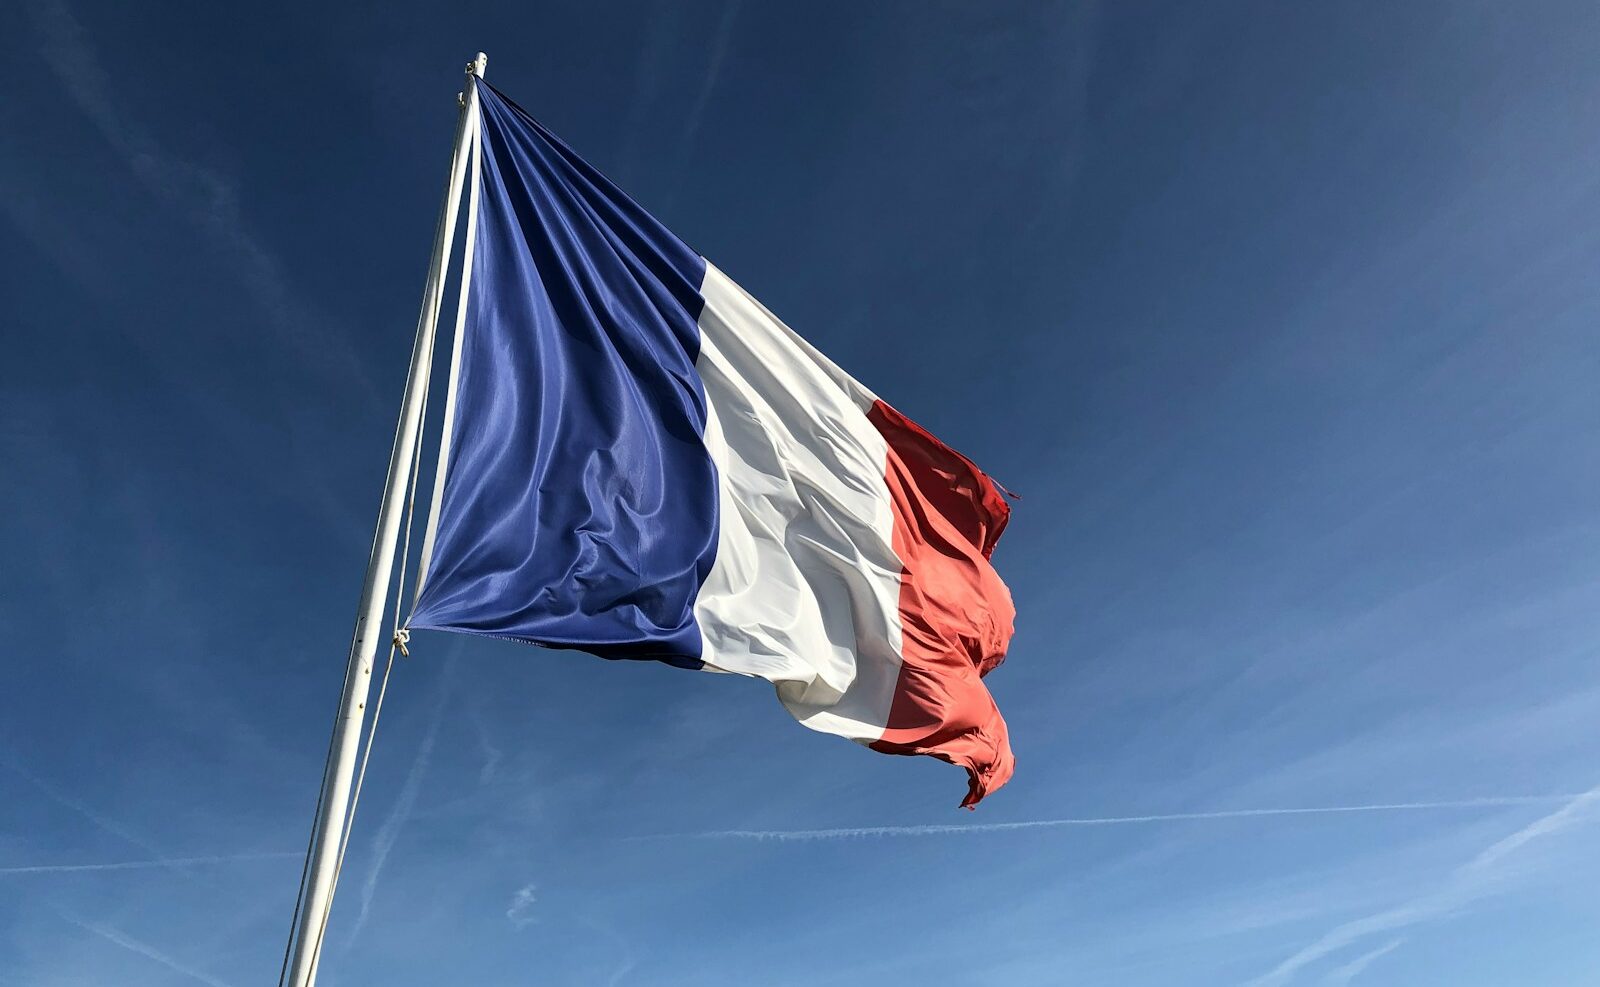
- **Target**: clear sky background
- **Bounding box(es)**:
[4,2,1600,984]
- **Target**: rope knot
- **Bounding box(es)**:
[392,628,411,657]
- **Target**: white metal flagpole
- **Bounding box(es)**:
[282,51,487,987]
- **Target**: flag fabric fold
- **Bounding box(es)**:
[411,80,1017,806]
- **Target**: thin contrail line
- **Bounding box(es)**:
[0,851,297,875]
[640,795,1582,842]
[346,660,452,947]
[70,916,238,987]
[1,754,166,857]
[1244,784,1600,986]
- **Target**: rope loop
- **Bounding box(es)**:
[392,628,411,657]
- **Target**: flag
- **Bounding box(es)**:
[411,80,1017,806]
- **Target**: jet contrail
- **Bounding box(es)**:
[69,915,240,987]
[346,656,454,947]
[1243,784,1600,986]
[641,795,1582,842]
[0,851,297,875]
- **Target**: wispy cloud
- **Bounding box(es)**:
[637,794,1581,842]
[345,675,449,946]
[676,1,741,167]
[506,883,538,928]
[573,915,639,987]
[26,0,377,407]
[0,851,296,876]
[607,954,639,987]
[1245,785,1600,986]
[656,0,742,212]
[2,755,166,858]
[69,917,238,987]
[1465,786,1599,872]
[1322,937,1404,986]
[466,698,503,785]
[598,924,638,987]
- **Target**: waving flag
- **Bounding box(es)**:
[410,80,1017,806]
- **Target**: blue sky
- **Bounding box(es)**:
[3,1,1600,984]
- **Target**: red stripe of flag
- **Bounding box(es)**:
[866,400,1016,807]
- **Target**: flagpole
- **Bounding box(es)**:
[283,51,487,987]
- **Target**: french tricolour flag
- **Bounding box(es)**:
[410,81,1017,806]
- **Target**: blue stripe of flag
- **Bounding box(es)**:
[410,80,716,667]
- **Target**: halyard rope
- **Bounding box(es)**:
[303,346,434,975]
[281,346,435,985]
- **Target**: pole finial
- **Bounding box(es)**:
[469,52,488,78]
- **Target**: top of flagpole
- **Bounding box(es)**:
[460,53,487,106]
[461,52,487,106]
